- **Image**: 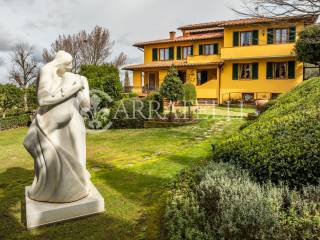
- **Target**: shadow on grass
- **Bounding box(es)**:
[0,167,138,240]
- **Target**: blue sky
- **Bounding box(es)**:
[0,0,243,83]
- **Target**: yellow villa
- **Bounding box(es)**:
[123,15,318,103]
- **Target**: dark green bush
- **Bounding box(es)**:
[145,91,164,114]
[80,64,123,105]
[0,114,31,130]
[213,77,320,187]
[165,161,320,240]
[108,97,158,129]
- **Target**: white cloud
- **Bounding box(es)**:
[0,0,243,82]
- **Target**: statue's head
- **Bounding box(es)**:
[54,50,73,76]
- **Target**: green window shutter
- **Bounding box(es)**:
[232,63,239,80]
[176,46,181,60]
[289,26,296,43]
[252,63,259,79]
[152,48,158,61]
[214,43,218,54]
[288,61,295,79]
[266,62,273,79]
[190,45,194,55]
[169,47,174,60]
[233,32,239,47]
[252,30,259,45]
[267,29,274,44]
[199,44,203,55]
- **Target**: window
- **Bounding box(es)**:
[159,48,169,61]
[275,29,288,44]
[239,64,251,79]
[267,61,295,79]
[182,46,192,59]
[233,63,259,80]
[274,62,287,79]
[178,71,187,83]
[197,71,208,85]
[268,27,296,44]
[240,31,252,46]
[204,44,218,55]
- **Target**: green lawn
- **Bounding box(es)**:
[0,114,244,239]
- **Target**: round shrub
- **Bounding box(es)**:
[213,77,320,187]
[165,162,320,240]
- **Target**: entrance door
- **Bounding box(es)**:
[149,73,156,90]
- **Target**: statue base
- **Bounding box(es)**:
[24,182,105,229]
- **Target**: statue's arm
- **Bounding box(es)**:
[37,69,83,107]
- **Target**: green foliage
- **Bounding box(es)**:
[80,64,123,105]
[183,83,197,105]
[25,86,38,111]
[295,25,320,66]
[109,96,159,129]
[0,114,30,130]
[213,77,320,187]
[183,83,197,117]
[145,91,164,114]
[121,92,139,99]
[160,67,184,103]
[0,84,23,118]
[165,161,320,240]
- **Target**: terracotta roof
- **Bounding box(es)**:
[122,61,223,71]
[133,32,224,48]
[178,14,318,30]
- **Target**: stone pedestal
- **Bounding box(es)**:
[24,182,104,229]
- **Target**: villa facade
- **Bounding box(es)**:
[123,15,318,103]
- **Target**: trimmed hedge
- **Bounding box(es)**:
[165,162,320,240]
[108,97,157,129]
[0,114,31,130]
[213,77,320,187]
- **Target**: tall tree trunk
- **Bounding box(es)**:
[23,89,28,112]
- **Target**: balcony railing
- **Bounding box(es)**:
[222,92,279,104]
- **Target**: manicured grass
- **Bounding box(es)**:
[0,114,243,239]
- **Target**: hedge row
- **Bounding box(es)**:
[165,161,320,240]
[0,114,31,130]
[108,93,163,129]
[213,77,320,187]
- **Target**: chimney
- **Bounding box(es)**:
[169,31,176,40]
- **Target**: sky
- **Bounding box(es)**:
[0,0,243,83]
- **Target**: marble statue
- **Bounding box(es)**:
[24,51,91,203]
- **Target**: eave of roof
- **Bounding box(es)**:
[133,32,224,48]
[178,14,319,30]
[122,61,223,71]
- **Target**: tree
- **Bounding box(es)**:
[234,0,320,17]
[9,42,38,111]
[0,84,23,118]
[294,25,320,70]
[43,26,127,72]
[80,64,123,106]
[112,52,127,68]
[183,82,197,118]
[124,71,130,92]
[160,67,184,116]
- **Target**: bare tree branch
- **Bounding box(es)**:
[9,42,38,110]
[112,52,127,68]
[233,0,320,17]
[42,26,121,72]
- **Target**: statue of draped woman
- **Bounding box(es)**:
[24,51,91,203]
